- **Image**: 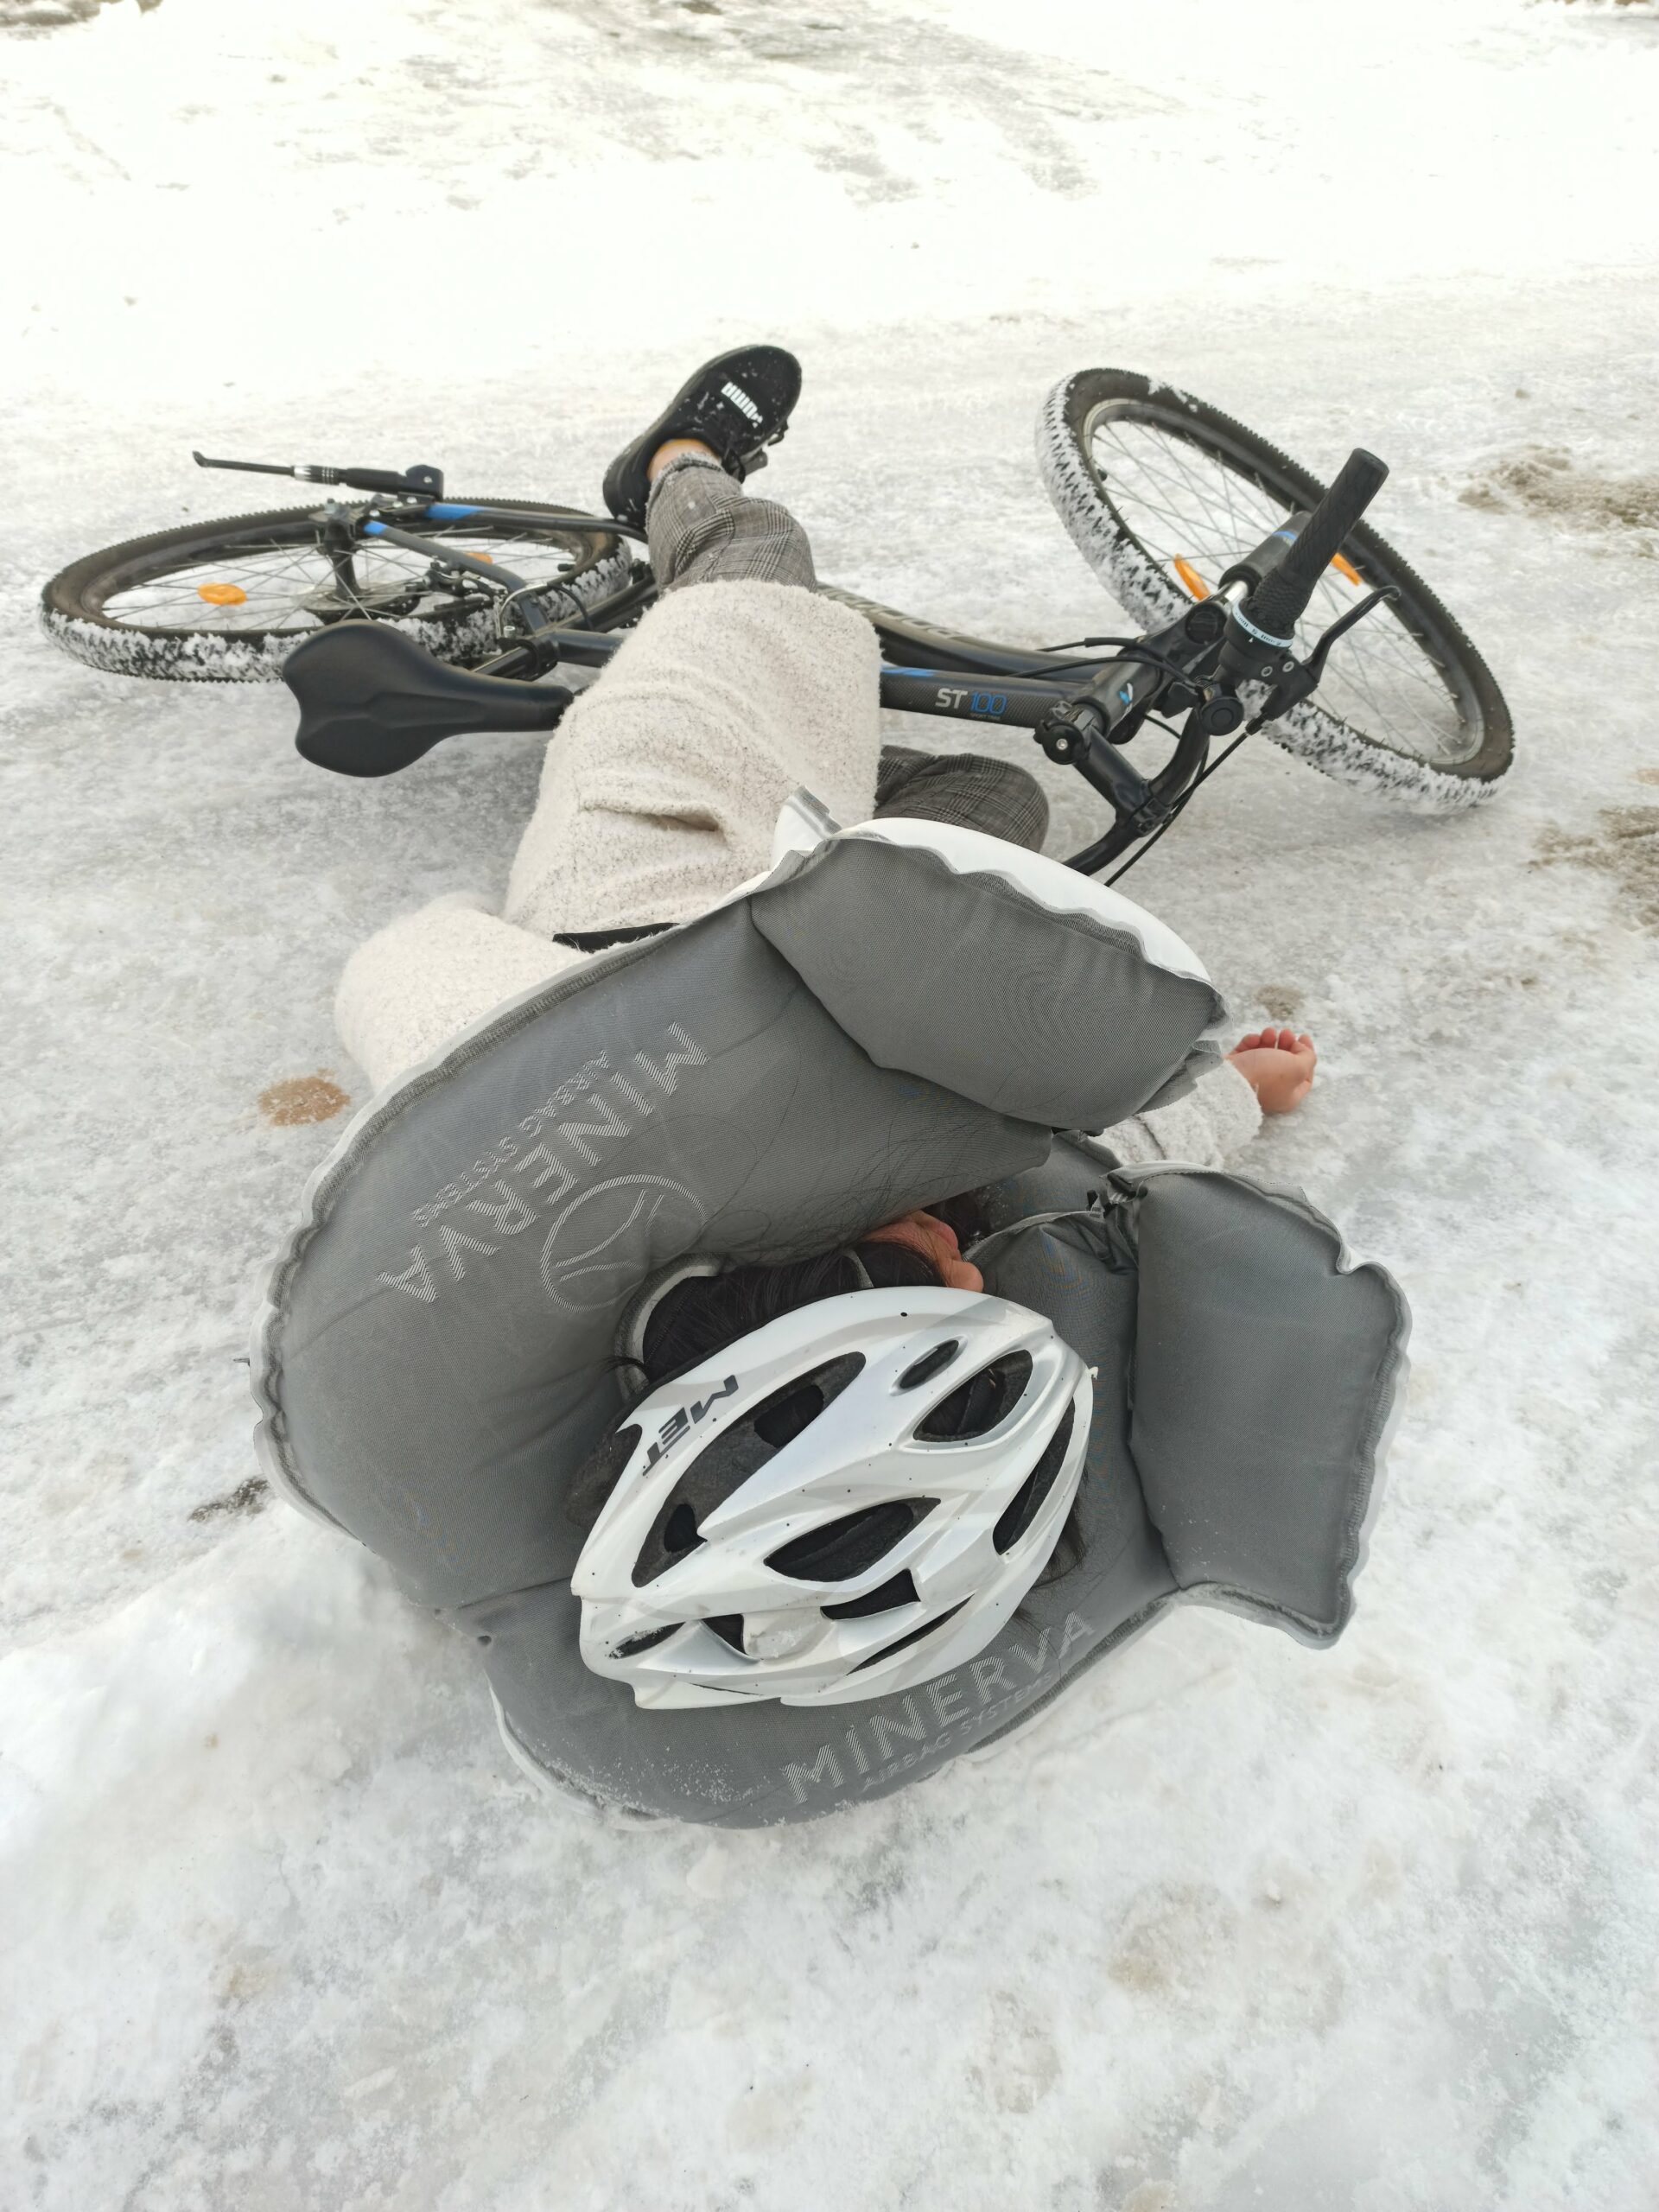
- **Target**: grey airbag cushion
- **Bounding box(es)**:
[752,835,1223,1128]
[251,817,1412,1825]
[468,1499,1181,1828]
[257,899,1049,1609]
[1124,1169,1408,1637]
[461,1163,1407,1826]
[1132,1040,1222,1116]
[470,1197,1179,1827]
[976,1132,1122,1230]
[976,1207,1157,1586]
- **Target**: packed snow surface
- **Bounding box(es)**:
[3,1,1658,2206]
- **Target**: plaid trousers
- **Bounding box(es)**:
[648,456,1049,854]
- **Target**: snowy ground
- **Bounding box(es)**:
[3,1,1658,2206]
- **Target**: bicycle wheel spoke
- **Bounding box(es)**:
[1084,402,1482,767]
[111,541,337,620]
[1096,423,1285,576]
[1098,429,1228,549]
[51,503,629,685]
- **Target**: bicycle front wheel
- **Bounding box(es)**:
[41,501,633,682]
[1038,369,1514,810]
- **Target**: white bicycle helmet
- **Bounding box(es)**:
[571,1280,1092,1710]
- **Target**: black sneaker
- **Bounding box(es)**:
[601,345,802,528]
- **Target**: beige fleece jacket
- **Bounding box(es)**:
[336,577,1262,1166]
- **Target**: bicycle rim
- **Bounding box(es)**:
[99,519,604,637]
[43,505,632,681]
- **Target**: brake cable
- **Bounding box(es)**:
[1037,634,1195,683]
[1103,728,1249,885]
[1100,587,1398,885]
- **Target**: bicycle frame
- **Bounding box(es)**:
[352,499,1251,878]
[162,431,1403,868]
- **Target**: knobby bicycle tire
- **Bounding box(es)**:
[1037,369,1515,812]
[41,501,633,683]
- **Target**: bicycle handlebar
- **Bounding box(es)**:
[1239,448,1389,647]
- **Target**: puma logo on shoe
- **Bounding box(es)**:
[603,346,799,525]
[721,381,763,424]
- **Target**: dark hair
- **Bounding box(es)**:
[639,1237,944,1388]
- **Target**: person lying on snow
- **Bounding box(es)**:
[337,345,1318,1384]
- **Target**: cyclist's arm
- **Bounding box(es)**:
[1093,1058,1262,1169]
[335,893,584,1094]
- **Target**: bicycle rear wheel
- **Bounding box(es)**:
[1038,369,1514,810]
[41,501,632,682]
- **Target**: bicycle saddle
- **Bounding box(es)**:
[283,625,572,778]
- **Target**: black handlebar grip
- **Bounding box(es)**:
[1243,448,1389,645]
[336,466,430,495]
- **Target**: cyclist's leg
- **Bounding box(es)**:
[505,461,877,940]
[874,744,1050,854]
[645,453,817,593]
[647,457,1047,852]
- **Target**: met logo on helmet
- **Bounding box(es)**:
[642,1376,739,1471]
[721,381,763,424]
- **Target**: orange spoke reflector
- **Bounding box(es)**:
[197,582,247,606]
[1173,557,1211,600]
[1331,552,1361,585]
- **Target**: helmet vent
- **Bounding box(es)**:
[993,1403,1077,1554]
[823,1569,918,1620]
[663,1503,702,1558]
[631,1352,865,1587]
[754,1381,827,1451]
[565,1424,641,1535]
[897,1340,959,1391]
[766,1499,936,1583]
[917,1351,1033,1441]
[706,1613,746,1652]
[852,1597,969,1672]
[612,1623,679,1659]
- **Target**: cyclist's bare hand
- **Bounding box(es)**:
[1227,1027,1317,1115]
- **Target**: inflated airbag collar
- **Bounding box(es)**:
[251,817,1405,1824]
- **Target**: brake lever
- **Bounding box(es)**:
[1249,586,1398,726]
